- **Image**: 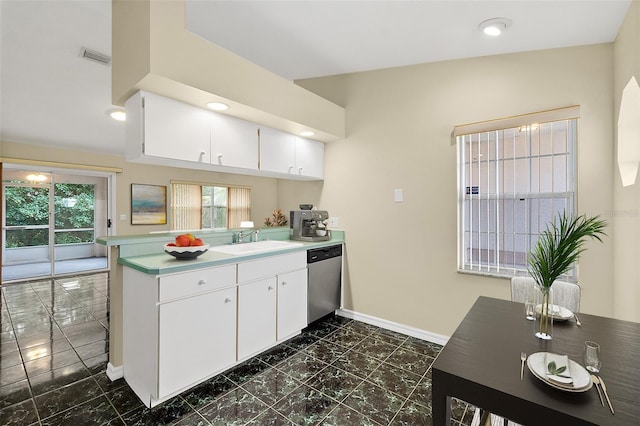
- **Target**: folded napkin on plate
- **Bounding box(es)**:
[545,353,573,387]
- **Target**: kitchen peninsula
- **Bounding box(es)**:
[97,228,344,408]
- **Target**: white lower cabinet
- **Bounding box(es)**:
[123,251,309,408]
[237,252,308,360]
[237,278,277,360]
[123,265,236,407]
[277,268,308,341]
[158,287,236,398]
[237,266,308,360]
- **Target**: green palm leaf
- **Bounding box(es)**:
[527,213,607,289]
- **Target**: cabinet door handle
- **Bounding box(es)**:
[298,167,303,174]
[281,281,287,286]
[288,165,294,173]
[217,154,223,164]
[267,286,274,290]
[224,298,232,303]
[198,280,206,286]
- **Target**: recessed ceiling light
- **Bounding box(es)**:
[300,131,315,137]
[478,18,512,37]
[107,108,126,121]
[207,102,230,111]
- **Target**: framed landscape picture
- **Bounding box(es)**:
[131,184,167,225]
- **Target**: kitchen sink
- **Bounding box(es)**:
[209,240,304,255]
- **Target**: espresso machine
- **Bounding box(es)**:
[290,206,331,242]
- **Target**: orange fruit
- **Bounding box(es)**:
[175,235,190,247]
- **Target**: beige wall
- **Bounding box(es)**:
[300,44,616,336]
[2,41,628,342]
[0,140,285,234]
[613,0,640,322]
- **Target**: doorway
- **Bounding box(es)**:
[2,168,111,282]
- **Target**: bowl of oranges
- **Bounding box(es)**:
[164,233,209,260]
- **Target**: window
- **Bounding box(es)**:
[171,183,250,230]
[456,107,579,277]
[202,186,228,229]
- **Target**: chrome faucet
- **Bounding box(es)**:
[237,229,260,243]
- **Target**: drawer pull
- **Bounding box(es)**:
[198,280,206,286]
[224,298,232,303]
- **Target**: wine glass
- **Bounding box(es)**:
[583,341,601,373]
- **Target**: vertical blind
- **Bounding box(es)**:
[456,107,578,276]
[228,186,251,228]
[171,183,202,230]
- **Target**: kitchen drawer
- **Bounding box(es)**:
[237,251,306,283]
[159,264,236,302]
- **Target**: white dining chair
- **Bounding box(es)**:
[510,276,581,313]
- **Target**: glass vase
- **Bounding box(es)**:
[534,285,553,340]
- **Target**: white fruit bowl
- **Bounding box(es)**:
[163,243,209,260]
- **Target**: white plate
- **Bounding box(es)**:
[526,352,592,392]
[534,304,574,321]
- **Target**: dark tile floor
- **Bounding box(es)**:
[1,273,477,425]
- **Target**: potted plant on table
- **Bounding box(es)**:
[527,212,606,340]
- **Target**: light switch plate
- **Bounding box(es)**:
[394,189,403,202]
[329,217,339,228]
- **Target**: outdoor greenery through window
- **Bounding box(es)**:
[456,107,579,277]
[202,186,228,229]
[5,183,95,247]
[171,183,250,230]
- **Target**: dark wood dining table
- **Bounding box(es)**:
[432,296,640,425]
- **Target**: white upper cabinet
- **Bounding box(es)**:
[295,137,324,179]
[125,90,324,180]
[260,127,324,179]
[259,126,296,174]
[210,113,259,170]
[129,91,211,164]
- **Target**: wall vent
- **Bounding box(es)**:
[80,47,111,66]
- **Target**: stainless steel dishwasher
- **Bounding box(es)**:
[307,245,342,324]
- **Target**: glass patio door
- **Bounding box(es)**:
[3,174,53,279]
[2,169,110,282]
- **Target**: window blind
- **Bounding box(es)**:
[457,109,578,277]
[171,183,202,230]
[228,187,251,228]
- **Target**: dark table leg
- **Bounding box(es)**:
[432,373,451,426]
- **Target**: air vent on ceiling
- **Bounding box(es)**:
[80,47,111,66]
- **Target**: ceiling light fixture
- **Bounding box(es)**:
[207,102,230,111]
[300,131,315,137]
[26,173,47,183]
[478,18,512,37]
[107,108,126,121]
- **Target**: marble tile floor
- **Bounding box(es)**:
[1,273,477,425]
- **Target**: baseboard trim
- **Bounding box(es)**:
[337,309,449,346]
[106,362,124,381]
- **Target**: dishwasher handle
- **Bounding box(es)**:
[307,245,342,263]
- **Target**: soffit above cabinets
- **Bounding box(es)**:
[111,1,345,143]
